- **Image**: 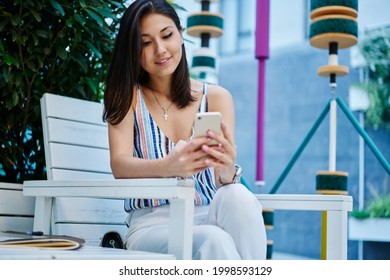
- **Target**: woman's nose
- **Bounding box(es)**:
[154,41,167,55]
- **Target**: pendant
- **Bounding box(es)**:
[163,110,168,120]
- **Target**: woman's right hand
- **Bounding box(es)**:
[164,137,213,177]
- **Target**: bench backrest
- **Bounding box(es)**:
[41,93,127,245]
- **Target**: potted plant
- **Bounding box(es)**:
[349,178,390,242]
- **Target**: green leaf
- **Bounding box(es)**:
[43,48,51,55]
[4,54,13,65]
[0,20,8,33]
[28,8,42,22]
[85,8,103,27]
[3,67,9,82]
[36,30,49,39]
[10,15,22,26]
[85,77,97,94]
[58,31,66,38]
[91,6,115,20]
[56,45,67,60]
[72,55,88,73]
[85,41,102,59]
[74,14,86,26]
[49,0,65,16]
[11,91,19,107]
[0,40,4,54]
[79,0,87,8]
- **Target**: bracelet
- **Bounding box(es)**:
[218,164,242,186]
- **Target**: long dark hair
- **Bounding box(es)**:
[103,0,193,125]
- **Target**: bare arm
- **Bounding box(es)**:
[200,85,237,187]
[108,99,212,179]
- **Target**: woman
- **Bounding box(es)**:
[103,0,266,260]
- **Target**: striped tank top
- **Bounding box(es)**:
[124,83,218,211]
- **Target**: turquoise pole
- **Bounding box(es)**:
[270,100,331,194]
[336,97,390,175]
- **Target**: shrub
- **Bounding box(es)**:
[0,0,126,183]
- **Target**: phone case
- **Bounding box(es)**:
[193,112,222,144]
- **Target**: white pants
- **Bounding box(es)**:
[124,183,267,260]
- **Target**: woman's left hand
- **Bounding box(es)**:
[201,121,236,184]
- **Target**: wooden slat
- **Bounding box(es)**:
[0,182,24,191]
[51,170,113,180]
[49,143,111,173]
[47,118,108,149]
[0,189,35,216]
[0,217,34,232]
[42,93,106,125]
[53,197,127,224]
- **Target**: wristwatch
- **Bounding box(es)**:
[219,164,242,186]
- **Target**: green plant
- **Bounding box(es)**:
[351,176,390,219]
[0,0,126,183]
[357,26,390,130]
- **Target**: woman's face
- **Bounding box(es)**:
[139,13,183,79]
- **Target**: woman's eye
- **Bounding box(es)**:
[163,32,173,39]
[142,41,151,47]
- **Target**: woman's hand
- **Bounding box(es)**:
[200,121,237,185]
[164,137,214,177]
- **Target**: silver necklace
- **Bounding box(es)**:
[151,90,174,120]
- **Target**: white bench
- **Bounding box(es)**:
[23,93,194,259]
[22,93,353,260]
[0,183,35,233]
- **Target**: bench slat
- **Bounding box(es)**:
[46,118,108,148]
[51,170,114,180]
[0,217,34,233]
[42,93,105,125]
[0,188,35,216]
[53,197,127,224]
[49,143,111,173]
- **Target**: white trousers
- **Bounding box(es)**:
[125,183,267,260]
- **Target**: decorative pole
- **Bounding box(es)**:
[309,0,359,259]
[309,0,358,194]
[255,0,270,187]
[256,0,271,259]
[187,0,223,84]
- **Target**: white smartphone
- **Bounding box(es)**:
[193,112,222,145]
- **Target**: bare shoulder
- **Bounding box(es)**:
[206,84,233,112]
[206,83,232,98]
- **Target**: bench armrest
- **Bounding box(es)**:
[23,178,195,260]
